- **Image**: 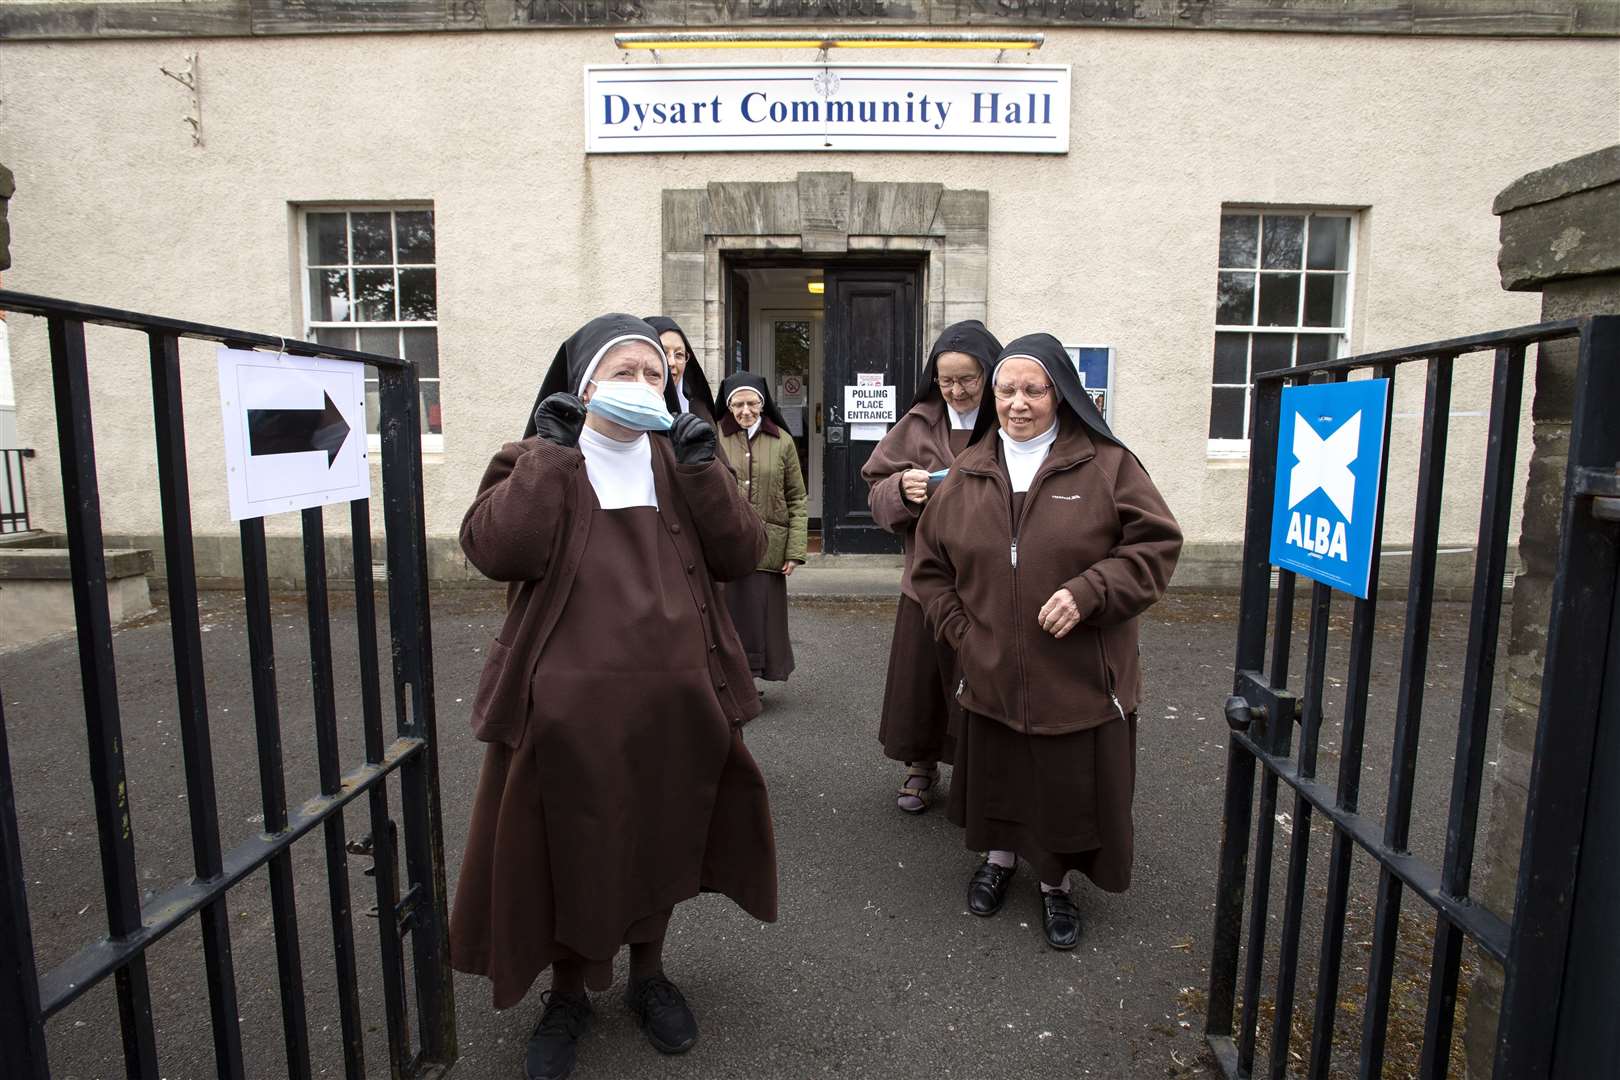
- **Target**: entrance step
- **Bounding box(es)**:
[787,554,902,600]
[0,532,155,650]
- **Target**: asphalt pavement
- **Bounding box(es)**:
[0,586,1495,1079]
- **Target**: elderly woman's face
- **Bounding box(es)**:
[993,357,1057,441]
[582,341,666,405]
[659,330,688,383]
[935,351,984,411]
[728,389,764,429]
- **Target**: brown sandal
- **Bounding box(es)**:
[896,764,939,814]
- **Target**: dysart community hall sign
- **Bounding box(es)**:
[584,63,1071,153]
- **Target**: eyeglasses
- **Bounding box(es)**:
[993,382,1053,401]
[936,375,981,392]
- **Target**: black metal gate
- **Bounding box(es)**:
[0,292,456,1079]
[1205,315,1619,1077]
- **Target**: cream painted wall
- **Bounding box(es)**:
[0,29,1614,552]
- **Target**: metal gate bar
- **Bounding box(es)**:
[302,505,367,1080]
[0,290,454,1079]
[1205,316,1609,1080]
[1420,344,1526,1074]
[146,328,247,1080]
[48,314,162,1077]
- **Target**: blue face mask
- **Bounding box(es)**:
[586,379,673,433]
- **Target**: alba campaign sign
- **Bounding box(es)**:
[1268,379,1390,599]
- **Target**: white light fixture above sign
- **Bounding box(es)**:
[614,31,1045,52]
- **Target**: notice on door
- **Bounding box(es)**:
[844,384,896,422]
[217,347,371,521]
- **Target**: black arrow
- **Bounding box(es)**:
[247,392,352,467]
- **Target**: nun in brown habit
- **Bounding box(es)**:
[861,319,1001,814]
[643,315,718,424]
[715,371,807,685]
[911,333,1182,951]
[451,314,777,1080]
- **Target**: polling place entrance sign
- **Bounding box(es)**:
[217,347,371,521]
[1268,379,1390,599]
[585,63,1071,153]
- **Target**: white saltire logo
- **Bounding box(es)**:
[1284,410,1360,562]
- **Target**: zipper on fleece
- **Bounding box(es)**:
[1097,634,1126,723]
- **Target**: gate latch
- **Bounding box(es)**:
[1225,669,1299,757]
[1574,464,1620,522]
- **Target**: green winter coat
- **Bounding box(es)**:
[718,415,808,571]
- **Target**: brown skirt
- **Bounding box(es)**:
[724,570,795,681]
[947,709,1138,892]
[877,595,957,765]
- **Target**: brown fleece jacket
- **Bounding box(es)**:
[911,413,1183,735]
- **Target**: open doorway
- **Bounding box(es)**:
[724,255,923,555]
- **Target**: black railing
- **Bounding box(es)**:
[0,447,32,533]
[0,291,455,1079]
[1206,315,1620,1078]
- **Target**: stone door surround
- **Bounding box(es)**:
[660,171,989,383]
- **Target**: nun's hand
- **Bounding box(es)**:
[900,469,931,504]
[670,412,718,465]
[1038,587,1082,639]
[533,392,587,447]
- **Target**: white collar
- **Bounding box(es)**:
[675,382,690,414]
[578,424,658,510]
[948,403,979,430]
[746,419,762,440]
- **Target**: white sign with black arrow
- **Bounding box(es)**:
[217,346,371,521]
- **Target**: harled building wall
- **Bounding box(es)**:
[0,27,1615,580]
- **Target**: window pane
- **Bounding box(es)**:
[421,380,443,435]
[1217,271,1256,325]
[1252,334,1294,374]
[313,327,355,350]
[1258,273,1302,326]
[1307,215,1351,271]
[1296,334,1336,366]
[1261,215,1305,270]
[354,269,396,321]
[358,328,401,357]
[403,327,439,378]
[307,213,348,265]
[1219,214,1259,268]
[1304,273,1347,328]
[1209,387,1246,439]
[351,212,393,265]
[396,210,435,263]
[1212,332,1248,384]
[365,377,380,435]
[309,269,351,322]
[398,269,437,321]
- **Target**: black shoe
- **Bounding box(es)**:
[967,860,1016,916]
[625,972,699,1055]
[526,990,592,1080]
[1042,891,1081,950]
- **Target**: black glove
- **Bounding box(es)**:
[533,392,587,447]
[670,412,717,466]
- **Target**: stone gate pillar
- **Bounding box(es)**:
[1464,143,1620,1078]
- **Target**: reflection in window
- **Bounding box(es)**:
[1208,209,1355,444]
[303,207,442,442]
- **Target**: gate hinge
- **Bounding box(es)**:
[1573,464,1620,522]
